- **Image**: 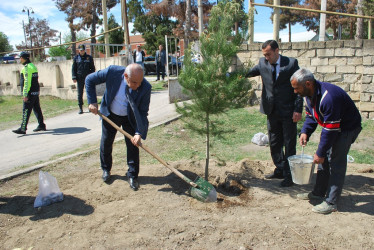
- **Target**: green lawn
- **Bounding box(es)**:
[2,94,373,165]
[114,107,374,165]
[0,95,78,130]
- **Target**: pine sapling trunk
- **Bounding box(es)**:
[205,113,210,180]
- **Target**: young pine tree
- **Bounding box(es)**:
[176,0,254,180]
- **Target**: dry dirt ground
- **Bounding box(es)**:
[1,151,374,249]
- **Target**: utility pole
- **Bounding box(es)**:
[355,0,363,40]
[273,0,280,42]
[22,7,34,49]
[248,0,254,44]
[22,20,28,48]
[319,0,327,41]
[102,0,110,57]
[198,0,203,36]
[121,0,130,56]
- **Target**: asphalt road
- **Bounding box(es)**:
[0,89,179,178]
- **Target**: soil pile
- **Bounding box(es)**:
[1,158,374,249]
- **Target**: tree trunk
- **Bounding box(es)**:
[288,21,291,42]
[90,0,98,57]
[198,0,203,36]
[205,113,210,181]
[184,0,191,51]
[332,24,338,40]
[350,22,354,39]
[355,0,363,40]
[71,24,76,58]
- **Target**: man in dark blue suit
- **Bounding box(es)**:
[155,44,167,81]
[246,40,303,187]
[85,64,152,191]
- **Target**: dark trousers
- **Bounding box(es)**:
[77,78,85,107]
[21,95,45,131]
[156,62,165,80]
[267,112,297,177]
[312,126,361,205]
[100,112,140,178]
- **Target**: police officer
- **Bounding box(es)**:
[12,51,46,135]
[72,44,95,114]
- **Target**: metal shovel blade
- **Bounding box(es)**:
[189,177,217,202]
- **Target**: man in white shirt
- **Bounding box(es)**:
[86,64,152,191]
[133,44,145,70]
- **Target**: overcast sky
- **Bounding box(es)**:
[0,0,316,51]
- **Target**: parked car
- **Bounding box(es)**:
[0,56,16,64]
[144,56,182,75]
[179,53,201,66]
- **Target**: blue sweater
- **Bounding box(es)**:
[301,80,361,157]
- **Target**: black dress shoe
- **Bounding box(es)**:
[280,176,294,187]
[102,170,111,182]
[128,177,139,191]
[78,109,83,114]
[33,125,46,132]
[12,128,26,135]
[265,172,284,179]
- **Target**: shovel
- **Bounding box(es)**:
[97,111,217,203]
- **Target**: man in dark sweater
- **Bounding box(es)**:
[291,68,362,214]
[72,44,95,114]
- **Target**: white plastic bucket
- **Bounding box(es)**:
[288,155,315,185]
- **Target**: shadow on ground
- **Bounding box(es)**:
[0,195,94,221]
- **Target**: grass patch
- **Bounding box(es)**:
[150,81,167,91]
[2,93,373,167]
[0,95,78,130]
[131,107,374,165]
[349,149,374,164]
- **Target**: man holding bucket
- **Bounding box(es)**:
[290,68,362,214]
[245,40,303,187]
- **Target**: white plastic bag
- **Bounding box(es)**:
[34,171,64,208]
[347,155,354,163]
[251,132,269,146]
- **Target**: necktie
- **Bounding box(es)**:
[126,87,145,136]
[272,63,277,82]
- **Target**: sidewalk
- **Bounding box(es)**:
[0,89,179,179]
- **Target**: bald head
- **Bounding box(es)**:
[124,63,144,90]
[125,63,144,78]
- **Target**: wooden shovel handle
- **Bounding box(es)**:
[97,111,198,188]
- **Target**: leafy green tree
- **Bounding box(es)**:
[48,31,88,60]
[133,11,177,56]
[363,0,374,13]
[129,0,214,56]
[362,0,374,38]
[176,0,253,180]
[98,14,124,55]
[48,46,71,59]
[16,17,58,61]
[232,0,249,35]
[54,0,85,57]
[0,32,13,53]
[296,0,359,39]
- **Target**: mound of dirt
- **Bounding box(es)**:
[1,158,374,249]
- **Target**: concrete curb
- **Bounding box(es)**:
[0,115,181,182]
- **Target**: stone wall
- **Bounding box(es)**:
[1,40,373,119]
[0,56,128,99]
[235,39,374,119]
